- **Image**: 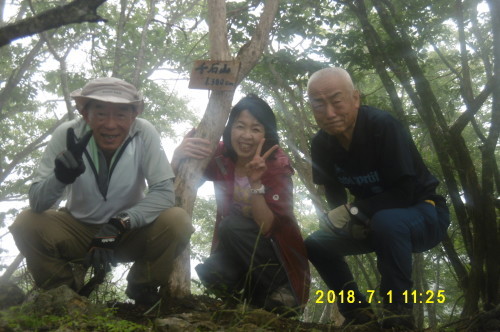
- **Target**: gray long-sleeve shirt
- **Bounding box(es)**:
[29,117,175,229]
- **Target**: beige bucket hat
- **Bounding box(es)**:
[70,77,144,114]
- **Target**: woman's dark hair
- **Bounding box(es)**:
[223,94,280,161]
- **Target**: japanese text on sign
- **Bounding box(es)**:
[189,60,240,91]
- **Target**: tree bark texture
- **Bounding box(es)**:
[111,0,127,77]
[413,254,425,330]
[483,0,500,310]
[423,256,439,329]
[0,0,107,48]
[132,0,158,86]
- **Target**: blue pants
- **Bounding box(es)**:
[305,201,450,313]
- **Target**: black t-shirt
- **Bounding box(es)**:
[311,105,439,216]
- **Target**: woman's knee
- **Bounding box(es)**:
[218,215,253,239]
[217,217,234,240]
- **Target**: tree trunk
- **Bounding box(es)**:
[413,254,425,330]
[111,0,128,77]
[483,0,500,310]
[319,301,344,326]
[0,0,6,23]
[424,254,439,329]
[353,255,375,291]
[132,0,158,85]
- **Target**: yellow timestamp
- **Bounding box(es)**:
[315,289,446,304]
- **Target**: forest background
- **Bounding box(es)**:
[0,0,498,329]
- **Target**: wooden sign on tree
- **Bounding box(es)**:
[188,60,240,90]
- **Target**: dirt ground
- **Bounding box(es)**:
[112,294,500,331]
[112,294,337,331]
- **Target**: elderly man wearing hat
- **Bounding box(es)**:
[10,77,193,306]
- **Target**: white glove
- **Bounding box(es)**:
[320,204,370,240]
[319,205,350,235]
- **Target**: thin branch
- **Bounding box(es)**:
[0,0,107,47]
[0,38,45,114]
[0,116,67,185]
[449,77,494,136]
[0,254,24,283]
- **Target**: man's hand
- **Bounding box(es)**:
[320,204,370,240]
[349,219,370,240]
[54,128,92,184]
[320,204,351,235]
[84,223,123,273]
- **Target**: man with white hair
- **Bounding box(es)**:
[305,68,450,329]
[10,77,193,306]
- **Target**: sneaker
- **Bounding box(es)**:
[125,283,161,307]
[263,286,299,317]
[342,306,379,328]
[381,303,415,330]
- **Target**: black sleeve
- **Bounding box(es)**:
[311,134,328,185]
[324,178,348,209]
[311,133,347,209]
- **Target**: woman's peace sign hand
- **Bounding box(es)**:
[245,138,278,185]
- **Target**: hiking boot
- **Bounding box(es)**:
[342,305,379,328]
[381,303,415,330]
[263,286,300,317]
[125,283,161,307]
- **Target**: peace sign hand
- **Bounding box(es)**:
[54,128,93,184]
[245,138,279,185]
[67,128,93,160]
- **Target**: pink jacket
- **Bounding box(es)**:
[204,142,310,306]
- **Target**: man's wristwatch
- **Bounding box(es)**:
[348,205,370,225]
[109,212,131,232]
[249,184,266,195]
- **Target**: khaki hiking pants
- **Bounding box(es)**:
[10,207,193,291]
